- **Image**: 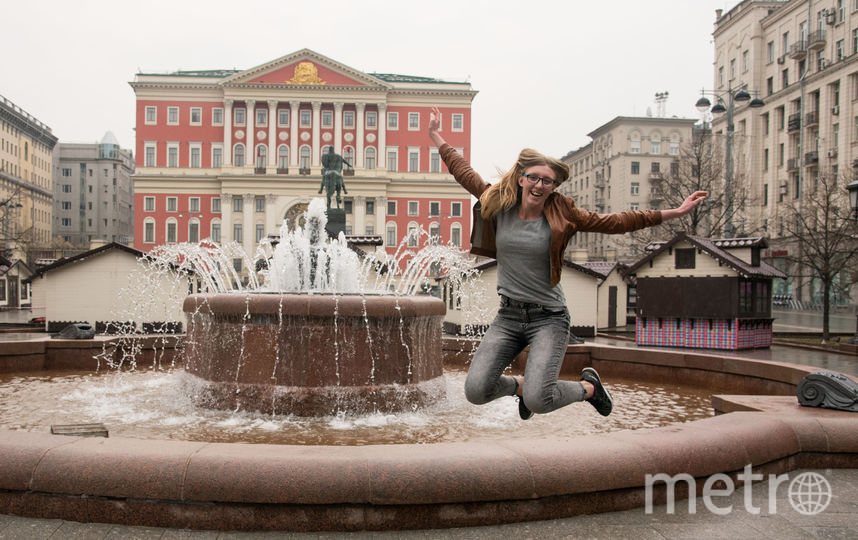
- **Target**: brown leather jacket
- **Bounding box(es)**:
[440,144,663,287]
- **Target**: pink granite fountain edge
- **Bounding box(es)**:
[0,340,856,531]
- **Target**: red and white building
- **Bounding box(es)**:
[130,49,476,273]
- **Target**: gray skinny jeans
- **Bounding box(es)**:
[464,300,586,414]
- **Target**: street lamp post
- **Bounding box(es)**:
[695,82,765,238]
[847,180,858,345]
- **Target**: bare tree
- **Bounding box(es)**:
[782,168,858,341]
[0,188,30,259]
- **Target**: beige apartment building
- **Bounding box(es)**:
[712,0,858,303]
[0,95,57,261]
[558,116,697,261]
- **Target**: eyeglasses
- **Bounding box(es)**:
[521,173,557,188]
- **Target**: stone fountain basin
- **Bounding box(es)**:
[0,341,857,531]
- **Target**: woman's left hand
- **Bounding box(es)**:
[677,190,707,215]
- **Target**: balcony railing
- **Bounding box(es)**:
[788,40,807,59]
[807,30,826,50]
[804,151,819,165]
[787,158,799,171]
[787,113,801,132]
[648,171,664,181]
[805,111,818,127]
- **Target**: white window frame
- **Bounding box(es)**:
[631,182,640,196]
[233,143,245,167]
[451,201,462,217]
[167,142,179,167]
[387,111,399,130]
[211,197,221,213]
[343,110,355,129]
[145,106,157,125]
[166,196,178,212]
[365,146,376,170]
[233,223,243,243]
[450,223,462,247]
[143,218,156,243]
[452,113,464,132]
[278,109,289,127]
[321,110,333,127]
[189,197,200,213]
[189,142,202,168]
[212,107,224,126]
[234,107,246,126]
[256,108,267,127]
[167,106,179,126]
[210,219,221,243]
[387,200,397,216]
[366,111,377,130]
[144,196,155,212]
[211,143,223,168]
[408,112,420,131]
[188,218,200,243]
[277,145,289,169]
[408,200,419,216]
[190,107,202,126]
[255,144,267,169]
[166,217,178,244]
[300,109,311,127]
[144,142,157,167]
[299,145,311,168]
[429,147,440,172]
[386,146,398,171]
[407,222,419,247]
[255,223,265,243]
[429,201,440,217]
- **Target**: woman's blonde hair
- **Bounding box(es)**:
[479,148,570,220]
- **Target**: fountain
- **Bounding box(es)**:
[0,199,857,532]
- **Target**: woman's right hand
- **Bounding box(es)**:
[428,106,445,146]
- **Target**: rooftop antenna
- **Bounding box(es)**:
[654,91,669,118]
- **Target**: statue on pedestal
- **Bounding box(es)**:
[318,147,349,210]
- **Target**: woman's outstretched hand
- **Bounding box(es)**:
[428,105,445,147]
[661,190,708,221]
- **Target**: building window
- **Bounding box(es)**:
[144,219,155,243]
[387,200,397,216]
[255,145,267,168]
[233,144,245,167]
[255,197,265,212]
[166,219,177,243]
[145,106,157,125]
[300,109,311,127]
[451,201,462,217]
[167,197,178,212]
[167,144,179,167]
[630,139,641,153]
[365,147,376,169]
[430,149,440,172]
[321,110,333,127]
[767,41,774,63]
[407,224,418,247]
[233,197,243,212]
[256,108,267,126]
[212,108,224,125]
[429,201,440,217]
[343,146,355,168]
[61,218,71,226]
[278,145,289,169]
[782,69,789,89]
[190,144,201,168]
[300,145,311,168]
[408,201,418,216]
[343,111,355,128]
[675,248,696,269]
[212,144,223,168]
[233,224,243,243]
[452,114,463,131]
[344,200,353,214]
[387,147,398,171]
[167,107,179,125]
[386,223,397,246]
[234,108,246,125]
[408,149,419,171]
[429,223,441,244]
[189,220,200,243]
[211,221,221,243]
[278,109,289,126]
[631,161,640,174]
[190,107,202,125]
[451,224,461,247]
[144,196,155,212]
[387,111,398,130]
[651,138,661,154]
[189,197,200,213]
[408,112,420,130]
[669,141,679,156]
[366,111,377,129]
[144,144,156,167]
[255,224,265,243]
[211,197,221,213]
[631,182,640,195]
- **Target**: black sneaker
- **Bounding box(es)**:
[513,378,533,420]
[581,367,613,416]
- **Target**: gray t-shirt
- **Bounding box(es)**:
[495,206,566,308]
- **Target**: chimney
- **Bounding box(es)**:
[715,9,723,21]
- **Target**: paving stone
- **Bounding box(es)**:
[0,516,63,540]
[51,520,115,539]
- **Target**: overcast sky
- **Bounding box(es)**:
[3,0,738,180]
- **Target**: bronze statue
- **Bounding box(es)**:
[319,146,349,209]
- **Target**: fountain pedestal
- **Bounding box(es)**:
[182,293,446,416]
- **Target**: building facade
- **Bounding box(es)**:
[558,116,697,261]
[711,0,858,303]
[130,49,475,274]
[0,95,57,260]
[52,132,134,247]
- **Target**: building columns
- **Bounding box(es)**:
[378,103,387,171]
[355,103,365,168]
[289,101,300,167]
[246,100,255,169]
[223,100,233,166]
[333,102,344,155]
[267,100,277,169]
[311,101,321,167]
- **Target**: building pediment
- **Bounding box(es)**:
[221,49,391,89]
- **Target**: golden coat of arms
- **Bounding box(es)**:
[287,62,326,85]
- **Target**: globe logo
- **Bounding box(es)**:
[788,472,832,515]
